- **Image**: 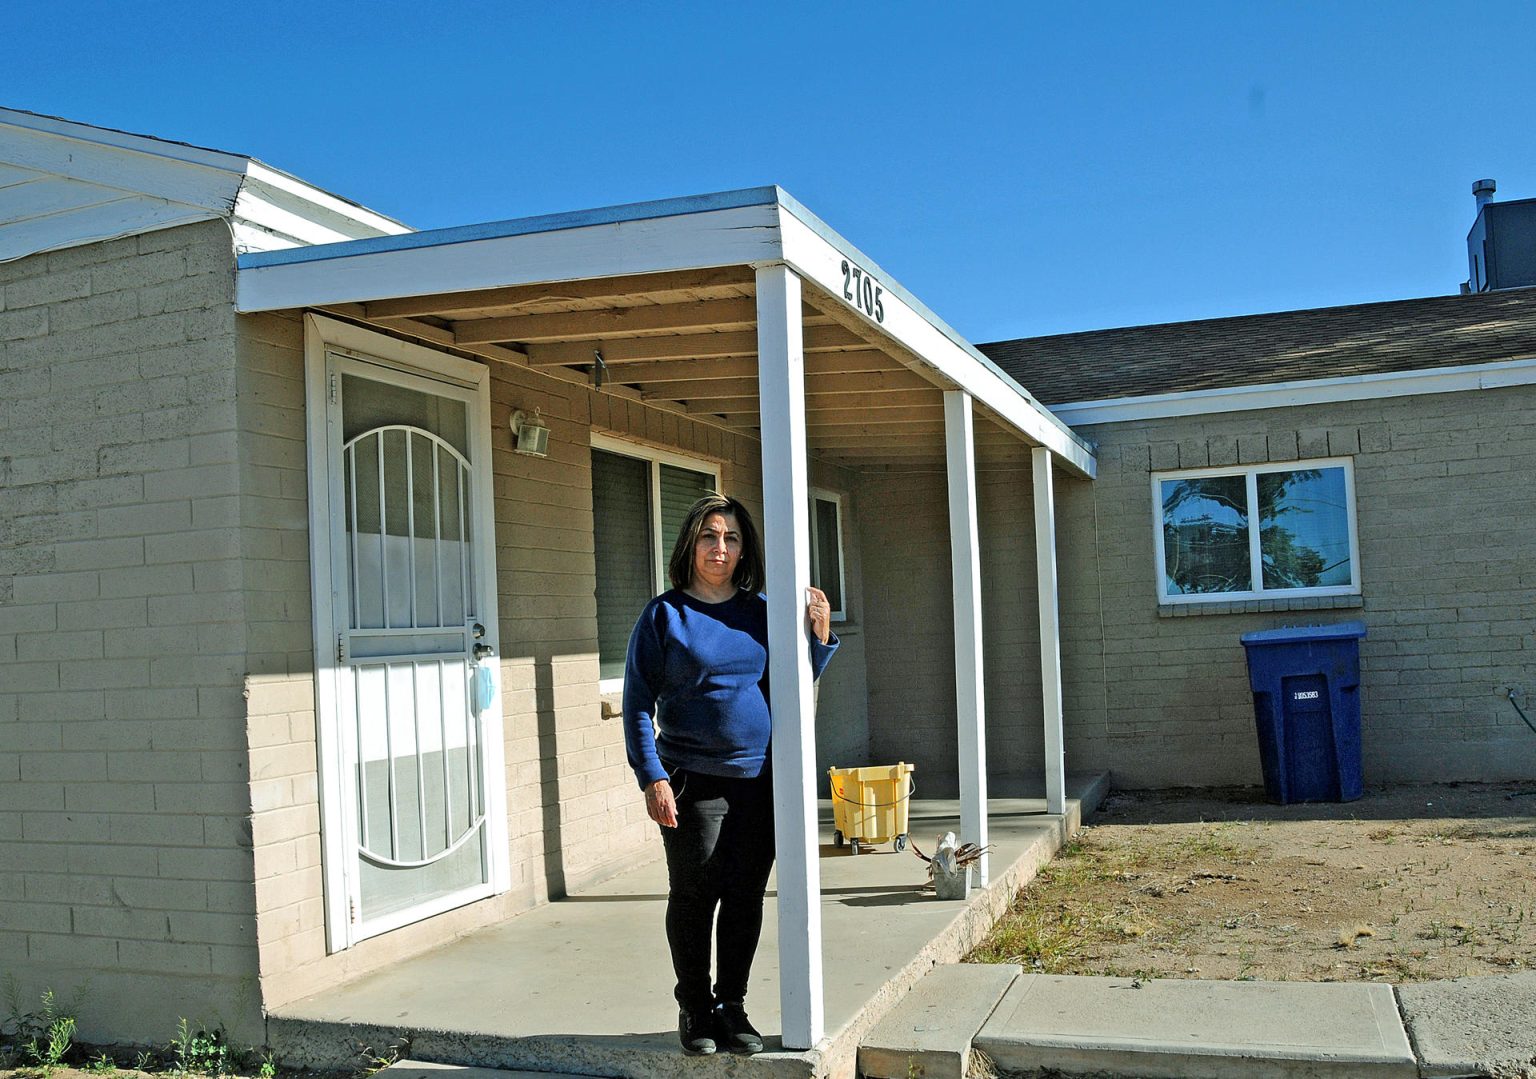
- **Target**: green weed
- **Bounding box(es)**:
[169,1019,239,1076]
[355,1039,409,1079]
[84,1050,120,1074]
[1,987,81,1078]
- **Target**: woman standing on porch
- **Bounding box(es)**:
[623,494,837,1056]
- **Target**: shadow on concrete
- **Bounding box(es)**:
[266,777,1111,1079]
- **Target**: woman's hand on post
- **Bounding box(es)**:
[645,779,678,828]
[806,586,832,644]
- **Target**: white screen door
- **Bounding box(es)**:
[311,331,506,946]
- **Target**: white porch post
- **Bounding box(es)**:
[944,389,989,885]
[755,263,823,1050]
[1033,446,1067,815]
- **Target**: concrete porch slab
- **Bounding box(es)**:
[266,774,1107,1079]
[858,962,1022,1079]
[975,974,1417,1078]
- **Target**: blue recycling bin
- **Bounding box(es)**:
[1239,621,1366,804]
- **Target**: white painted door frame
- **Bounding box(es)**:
[303,313,509,952]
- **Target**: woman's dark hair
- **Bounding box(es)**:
[667,494,764,593]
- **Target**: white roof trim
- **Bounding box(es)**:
[233,187,1095,477]
[1051,354,1536,425]
[0,107,251,171]
[242,162,406,237]
[0,107,408,262]
[236,197,781,310]
[775,206,1095,477]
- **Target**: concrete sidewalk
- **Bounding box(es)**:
[270,769,1536,1079]
[976,973,1415,1077]
[384,966,1536,1079]
[267,776,1107,1079]
[861,963,1536,1079]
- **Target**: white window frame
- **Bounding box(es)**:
[591,433,720,692]
[809,487,849,622]
[1151,456,1361,605]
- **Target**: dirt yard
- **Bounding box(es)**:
[970,781,1536,983]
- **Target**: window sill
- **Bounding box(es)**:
[1158,594,1364,618]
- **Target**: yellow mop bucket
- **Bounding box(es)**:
[828,762,914,854]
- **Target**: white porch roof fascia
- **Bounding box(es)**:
[235,186,1096,478]
[236,188,786,309]
[770,191,1094,478]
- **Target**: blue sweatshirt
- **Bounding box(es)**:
[623,589,838,788]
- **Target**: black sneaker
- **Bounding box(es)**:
[678,1007,717,1055]
[713,1002,764,1055]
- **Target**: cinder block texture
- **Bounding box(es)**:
[858,388,1536,790]
[0,221,261,1045]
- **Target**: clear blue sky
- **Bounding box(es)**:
[8,2,1536,340]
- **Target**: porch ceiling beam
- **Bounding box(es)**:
[642,377,761,401]
[807,433,945,448]
[312,305,762,450]
[668,375,942,410]
[810,426,1018,441]
[814,445,950,458]
[804,407,947,427]
[680,401,758,417]
[805,368,933,393]
[452,296,828,345]
[360,267,757,320]
[693,418,1019,447]
[805,416,948,434]
[525,325,866,366]
[600,349,904,387]
[605,356,759,383]
[802,349,907,375]
[660,379,943,407]
[317,304,531,363]
[666,367,931,403]
[680,388,943,416]
[807,388,941,410]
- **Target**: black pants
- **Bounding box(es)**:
[659,767,775,1013]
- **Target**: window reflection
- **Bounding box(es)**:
[1161,475,1251,594]
[1258,468,1352,589]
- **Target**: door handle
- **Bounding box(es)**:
[473,643,495,661]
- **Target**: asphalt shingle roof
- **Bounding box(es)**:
[978,288,1536,406]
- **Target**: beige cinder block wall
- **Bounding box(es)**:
[0,216,875,1039]
[859,387,1536,792]
[857,464,1046,797]
[1063,386,1536,787]
[242,311,871,1009]
[0,220,264,1044]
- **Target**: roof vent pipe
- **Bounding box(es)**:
[1474,178,1497,210]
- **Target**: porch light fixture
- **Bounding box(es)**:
[510,408,550,457]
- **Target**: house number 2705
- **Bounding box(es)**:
[840,259,885,323]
